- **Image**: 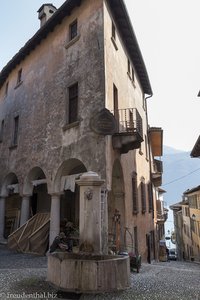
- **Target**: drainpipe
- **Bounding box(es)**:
[144,93,153,183]
[144,93,155,262]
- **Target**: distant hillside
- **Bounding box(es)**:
[162,146,200,205]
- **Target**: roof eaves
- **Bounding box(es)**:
[107,0,152,95]
[191,135,200,158]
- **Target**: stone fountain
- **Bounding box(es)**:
[47,172,130,293]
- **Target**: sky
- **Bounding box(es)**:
[1,0,200,152]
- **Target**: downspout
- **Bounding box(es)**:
[144,93,153,186]
[144,93,155,263]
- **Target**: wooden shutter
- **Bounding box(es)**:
[132,172,138,214]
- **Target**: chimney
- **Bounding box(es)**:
[38,3,57,27]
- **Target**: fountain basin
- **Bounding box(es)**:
[47,252,130,293]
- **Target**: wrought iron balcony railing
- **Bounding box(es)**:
[111,108,143,153]
[112,108,143,137]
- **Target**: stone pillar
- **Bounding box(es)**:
[76,171,105,254]
[49,193,60,245]
[20,195,30,226]
[0,196,6,241]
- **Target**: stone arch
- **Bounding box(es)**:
[0,172,20,238]
[1,172,19,197]
[54,159,87,193]
[23,167,47,195]
[23,166,50,216]
[53,158,87,229]
[108,159,125,251]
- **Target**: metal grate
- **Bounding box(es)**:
[112,108,143,137]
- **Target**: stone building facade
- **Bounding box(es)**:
[0,0,163,261]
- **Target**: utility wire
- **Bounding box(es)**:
[162,167,200,186]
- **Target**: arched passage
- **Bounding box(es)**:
[1,173,20,238]
[23,167,50,216]
[54,159,87,230]
[108,159,125,252]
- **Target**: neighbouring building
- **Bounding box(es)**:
[170,201,184,260]
[170,186,200,262]
[0,0,164,261]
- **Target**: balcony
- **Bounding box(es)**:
[112,108,143,154]
[151,159,163,187]
[156,200,168,223]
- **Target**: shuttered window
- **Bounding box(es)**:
[132,172,138,214]
[148,182,153,212]
[141,178,146,213]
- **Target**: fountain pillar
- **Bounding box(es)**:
[76,171,105,254]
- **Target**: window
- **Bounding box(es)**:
[132,172,138,214]
[5,82,9,97]
[113,84,119,130]
[148,182,153,212]
[127,59,131,74]
[132,67,135,82]
[69,20,77,41]
[13,116,19,146]
[112,22,116,40]
[17,69,22,85]
[0,120,4,142]
[68,83,78,124]
[140,178,146,213]
[111,21,118,50]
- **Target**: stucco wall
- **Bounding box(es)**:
[0,0,106,195]
[103,0,154,261]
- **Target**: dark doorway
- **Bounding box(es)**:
[31,193,38,216]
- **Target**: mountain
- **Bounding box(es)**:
[161,146,200,206]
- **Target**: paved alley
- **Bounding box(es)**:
[0,245,199,300]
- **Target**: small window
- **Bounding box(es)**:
[69,20,77,41]
[0,120,4,142]
[132,67,135,82]
[68,83,78,124]
[17,69,22,85]
[127,59,131,74]
[13,116,19,146]
[5,82,9,97]
[112,22,116,40]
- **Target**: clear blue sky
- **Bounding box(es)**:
[1,0,200,152]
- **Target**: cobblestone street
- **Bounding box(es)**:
[0,245,200,300]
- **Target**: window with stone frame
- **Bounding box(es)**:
[132,172,138,214]
[0,120,4,142]
[12,116,19,146]
[69,19,78,41]
[140,177,146,213]
[68,83,78,124]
